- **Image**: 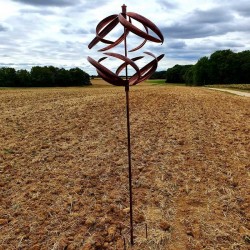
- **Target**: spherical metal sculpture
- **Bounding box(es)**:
[87,4,164,245]
[88,4,164,86]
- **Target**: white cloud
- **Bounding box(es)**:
[0,0,250,76]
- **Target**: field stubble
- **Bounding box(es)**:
[0,82,249,249]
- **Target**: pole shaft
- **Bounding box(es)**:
[122,4,134,246]
[125,85,134,245]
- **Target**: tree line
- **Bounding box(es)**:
[1,50,249,87]
[187,50,250,85]
[0,66,91,87]
[152,50,250,86]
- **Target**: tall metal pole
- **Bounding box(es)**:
[122,4,134,246]
[88,5,164,246]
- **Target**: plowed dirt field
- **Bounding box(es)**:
[0,82,249,249]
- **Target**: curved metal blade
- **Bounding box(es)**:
[118,13,163,43]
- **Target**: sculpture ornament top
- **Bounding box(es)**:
[87,4,164,86]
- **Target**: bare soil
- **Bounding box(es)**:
[0,81,249,249]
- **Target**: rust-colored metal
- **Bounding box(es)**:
[121,4,134,246]
[87,4,164,246]
[88,5,164,87]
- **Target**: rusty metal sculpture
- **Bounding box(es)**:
[87,4,164,245]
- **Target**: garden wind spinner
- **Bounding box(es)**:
[87,4,164,245]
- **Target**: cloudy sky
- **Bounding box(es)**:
[0,0,250,75]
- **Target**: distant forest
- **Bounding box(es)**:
[0,66,91,87]
[151,49,250,85]
[1,50,250,87]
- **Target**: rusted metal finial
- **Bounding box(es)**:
[122,4,127,14]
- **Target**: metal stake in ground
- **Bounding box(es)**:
[87,4,165,246]
[125,82,134,244]
[122,4,134,245]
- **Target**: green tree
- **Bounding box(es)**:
[193,57,210,85]
[55,68,71,86]
[166,65,183,83]
[0,67,17,87]
[209,50,234,84]
[238,50,250,83]
[30,66,54,87]
[16,69,31,87]
[69,67,90,86]
[184,66,195,85]
[166,64,193,83]
[150,71,167,79]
